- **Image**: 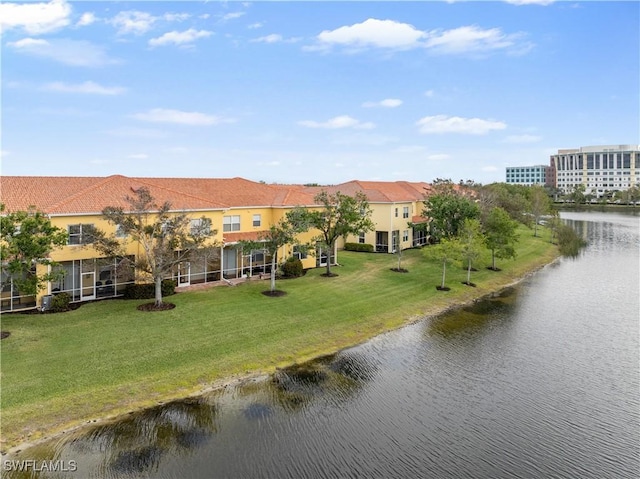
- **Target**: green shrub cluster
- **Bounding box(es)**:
[281,257,303,278]
[123,280,177,300]
[344,242,374,252]
[50,292,71,312]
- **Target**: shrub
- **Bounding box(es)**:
[50,292,71,312]
[344,242,374,253]
[123,280,177,300]
[281,256,303,278]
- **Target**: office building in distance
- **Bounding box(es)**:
[550,145,640,198]
[505,165,550,186]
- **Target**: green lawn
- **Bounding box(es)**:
[0,225,558,449]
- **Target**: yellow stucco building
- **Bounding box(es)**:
[1,175,433,312]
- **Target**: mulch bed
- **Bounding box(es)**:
[137,302,176,312]
[487,267,502,272]
[321,273,339,277]
[390,268,409,273]
[436,286,451,291]
[261,290,287,297]
[1,331,10,340]
[461,281,477,287]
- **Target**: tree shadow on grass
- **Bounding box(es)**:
[262,290,287,297]
[137,303,176,312]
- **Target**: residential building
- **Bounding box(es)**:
[550,145,640,197]
[1,175,439,313]
[505,165,550,186]
[302,180,433,253]
[0,175,320,312]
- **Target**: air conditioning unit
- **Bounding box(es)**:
[41,295,53,312]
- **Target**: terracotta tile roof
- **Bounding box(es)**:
[0,175,432,215]
[302,180,432,203]
[0,175,227,214]
[411,215,429,224]
[0,175,321,215]
[0,176,104,213]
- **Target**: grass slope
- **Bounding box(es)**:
[0,225,558,450]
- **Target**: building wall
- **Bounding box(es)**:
[550,145,640,197]
[344,201,423,253]
[505,165,550,186]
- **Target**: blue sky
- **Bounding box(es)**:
[2,1,638,185]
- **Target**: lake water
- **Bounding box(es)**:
[5,210,639,478]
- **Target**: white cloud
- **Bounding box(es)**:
[7,38,49,48]
[111,10,156,35]
[1,150,10,158]
[149,29,213,47]
[362,98,403,108]
[248,22,264,29]
[416,115,507,135]
[424,26,528,55]
[163,13,190,22]
[0,0,71,34]
[128,153,149,159]
[502,134,542,143]
[251,33,301,44]
[298,115,375,130]
[132,108,234,126]
[252,34,282,44]
[221,12,246,21]
[76,12,96,27]
[7,38,119,67]
[424,90,435,98]
[313,18,425,51]
[42,81,126,95]
[307,18,532,56]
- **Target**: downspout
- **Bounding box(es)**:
[220,243,225,282]
[389,203,393,254]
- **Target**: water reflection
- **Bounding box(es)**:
[5,211,639,479]
[429,288,518,338]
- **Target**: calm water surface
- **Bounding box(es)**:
[7,210,640,478]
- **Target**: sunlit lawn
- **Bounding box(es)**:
[0,225,558,449]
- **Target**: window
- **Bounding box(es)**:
[358,232,366,244]
[403,207,409,219]
[252,214,261,227]
[251,250,265,262]
[223,215,240,232]
[190,218,211,236]
[293,245,307,260]
[394,208,398,217]
[68,224,95,245]
[402,230,409,242]
[115,224,127,238]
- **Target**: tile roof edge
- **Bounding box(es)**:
[132,177,230,209]
[47,175,126,213]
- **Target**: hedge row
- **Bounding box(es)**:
[123,280,177,300]
[344,242,374,253]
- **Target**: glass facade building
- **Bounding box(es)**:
[505,165,549,186]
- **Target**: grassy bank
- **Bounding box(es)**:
[0,225,558,451]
